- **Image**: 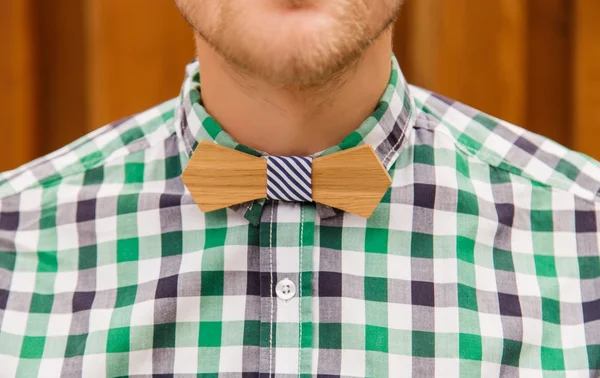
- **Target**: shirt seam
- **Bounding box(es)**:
[413,113,600,205]
[269,202,275,376]
[298,203,304,377]
[382,99,415,169]
[0,114,179,202]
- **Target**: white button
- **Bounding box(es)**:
[275,278,296,300]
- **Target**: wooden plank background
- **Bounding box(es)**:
[573,0,600,158]
[0,0,599,172]
[0,1,38,170]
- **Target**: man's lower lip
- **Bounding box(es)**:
[273,0,318,10]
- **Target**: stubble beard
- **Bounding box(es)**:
[185,0,401,89]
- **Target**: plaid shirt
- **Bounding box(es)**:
[1,55,600,377]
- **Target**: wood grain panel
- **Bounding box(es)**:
[35,1,87,154]
[85,0,195,130]
[526,0,572,147]
[573,0,600,160]
[0,1,38,172]
[395,0,527,126]
[393,0,438,87]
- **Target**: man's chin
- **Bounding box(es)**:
[225,46,360,88]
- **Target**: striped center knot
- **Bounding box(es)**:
[266,156,313,202]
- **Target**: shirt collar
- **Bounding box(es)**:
[175,54,416,226]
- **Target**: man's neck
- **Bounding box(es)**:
[195,29,393,157]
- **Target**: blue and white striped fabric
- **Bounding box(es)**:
[266,156,313,202]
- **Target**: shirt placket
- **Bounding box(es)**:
[257,201,314,377]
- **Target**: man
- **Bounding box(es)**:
[0,0,599,376]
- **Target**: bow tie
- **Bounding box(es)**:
[182,141,392,218]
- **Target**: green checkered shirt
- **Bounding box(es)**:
[1,55,600,377]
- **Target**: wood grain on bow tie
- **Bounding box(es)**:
[182,140,392,218]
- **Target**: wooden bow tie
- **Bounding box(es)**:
[182,140,392,218]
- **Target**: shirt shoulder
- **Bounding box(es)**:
[0,98,179,200]
[409,85,600,203]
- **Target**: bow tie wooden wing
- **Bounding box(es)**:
[182,141,267,212]
[312,145,392,218]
